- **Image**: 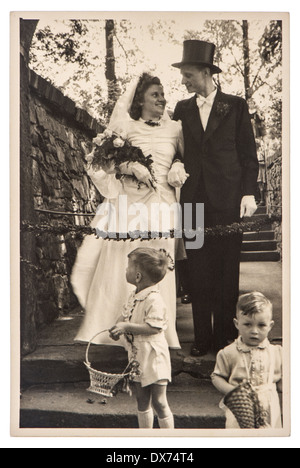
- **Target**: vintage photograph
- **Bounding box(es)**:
[11,10,290,437]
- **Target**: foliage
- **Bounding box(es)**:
[259,20,282,64]
[29,17,283,146]
[32,20,89,66]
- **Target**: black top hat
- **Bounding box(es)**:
[172,40,222,74]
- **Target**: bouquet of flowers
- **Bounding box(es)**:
[88,128,157,190]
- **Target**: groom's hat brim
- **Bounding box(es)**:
[172,40,222,74]
[171,61,222,74]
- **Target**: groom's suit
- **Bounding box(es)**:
[173,89,258,351]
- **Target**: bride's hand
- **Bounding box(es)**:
[168,161,189,188]
[119,162,155,190]
[131,163,156,190]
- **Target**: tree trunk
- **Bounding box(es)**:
[105,19,116,83]
[242,20,252,101]
[20,19,39,355]
[105,19,119,119]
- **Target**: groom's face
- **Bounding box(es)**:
[180,65,207,95]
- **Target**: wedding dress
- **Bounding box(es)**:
[71,117,183,348]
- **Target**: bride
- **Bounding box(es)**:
[71,73,188,348]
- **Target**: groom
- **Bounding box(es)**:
[172,40,259,355]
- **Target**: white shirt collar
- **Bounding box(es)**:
[134,284,160,301]
[236,335,270,353]
[196,87,218,105]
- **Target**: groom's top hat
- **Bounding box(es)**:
[172,40,222,74]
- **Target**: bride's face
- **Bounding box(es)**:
[141,84,166,120]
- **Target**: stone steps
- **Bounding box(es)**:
[242,239,277,252]
[241,206,280,262]
[19,260,283,431]
[20,314,224,429]
[241,250,281,262]
[243,231,274,241]
[20,374,225,429]
[21,341,216,388]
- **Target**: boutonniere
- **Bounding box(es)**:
[215,101,232,119]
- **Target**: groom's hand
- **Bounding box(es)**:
[240,195,257,218]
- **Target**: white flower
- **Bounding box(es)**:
[93,134,105,146]
[113,137,125,148]
[104,128,113,137]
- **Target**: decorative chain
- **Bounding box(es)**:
[20,214,282,240]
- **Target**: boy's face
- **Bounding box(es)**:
[234,307,274,347]
[126,258,140,286]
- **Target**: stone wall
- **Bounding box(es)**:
[28,69,103,327]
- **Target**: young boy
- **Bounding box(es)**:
[109,247,175,429]
[211,292,283,428]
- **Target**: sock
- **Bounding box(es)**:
[158,412,174,429]
[137,408,154,428]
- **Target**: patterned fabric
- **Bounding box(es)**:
[122,285,172,387]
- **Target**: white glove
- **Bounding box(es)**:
[167,162,189,188]
[240,195,257,218]
[118,162,155,190]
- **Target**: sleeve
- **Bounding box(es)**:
[211,350,231,380]
[236,98,259,196]
[144,294,167,330]
[172,102,181,122]
[86,166,122,199]
[176,120,184,159]
[171,106,184,163]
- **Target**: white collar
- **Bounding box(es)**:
[236,335,270,353]
[134,284,160,301]
[197,87,218,104]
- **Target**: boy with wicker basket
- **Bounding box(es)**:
[211,292,283,429]
[109,247,175,429]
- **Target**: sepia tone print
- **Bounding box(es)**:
[11,11,290,437]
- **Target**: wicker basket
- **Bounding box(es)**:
[84,330,135,398]
[224,382,268,429]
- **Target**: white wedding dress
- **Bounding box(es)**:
[71,118,183,348]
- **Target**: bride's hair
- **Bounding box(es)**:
[129,72,162,120]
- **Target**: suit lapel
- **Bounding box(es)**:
[203,90,232,143]
[184,95,204,146]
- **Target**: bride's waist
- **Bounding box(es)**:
[154,173,168,184]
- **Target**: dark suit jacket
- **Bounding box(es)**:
[173,89,259,212]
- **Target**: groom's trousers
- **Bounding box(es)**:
[184,188,243,352]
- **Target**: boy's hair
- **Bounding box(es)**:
[237,292,273,318]
[128,247,174,284]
